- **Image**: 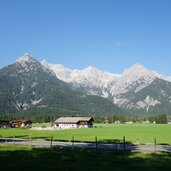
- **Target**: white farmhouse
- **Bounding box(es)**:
[54,117,94,129]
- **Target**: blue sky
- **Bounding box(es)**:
[0,0,171,75]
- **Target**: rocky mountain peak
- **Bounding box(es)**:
[16,53,36,63]
[41,59,49,67]
[122,63,148,75]
[15,53,40,68]
[82,66,103,76]
[14,54,55,76]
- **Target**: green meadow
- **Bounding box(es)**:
[0,145,171,171]
[0,124,171,144]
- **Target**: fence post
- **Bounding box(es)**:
[50,135,53,148]
[123,136,126,151]
[72,136,75,149]
[13,134,15,145]
[95,136,98,150]
[154,137,157,152]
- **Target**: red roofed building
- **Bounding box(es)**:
[9,119,32,128]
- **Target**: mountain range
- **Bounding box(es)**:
[41,57,171,115]
[0,53,171,116]
[0,54,122,116]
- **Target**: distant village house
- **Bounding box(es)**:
[103,119,109,124]
[9,119,32,128]
[54,117,94,129]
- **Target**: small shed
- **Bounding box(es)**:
[54,117,94,129]
[9,119,32,128]
[103,119,109,124]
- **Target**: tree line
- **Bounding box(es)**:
[0,113,168,124]
[93,114,168,124]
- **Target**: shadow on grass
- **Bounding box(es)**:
[161,144,171,153]
[97,139,138,152]
[31,136,51,140]
[1,145,171,171]
[99,138,122,143]
[0,135,29,138]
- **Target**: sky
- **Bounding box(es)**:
[0,0,171,75]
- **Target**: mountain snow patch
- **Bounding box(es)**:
[32,98,42,105]
[31,82,38,88]
[136,96,161,109]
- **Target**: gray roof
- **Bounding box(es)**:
[54,117,93,124]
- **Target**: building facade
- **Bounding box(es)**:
[54,117,94,129]
[9,119,32,128]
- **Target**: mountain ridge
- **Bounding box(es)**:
[1,53,171,116]
[40,56,171,115]
[0,54,123,116]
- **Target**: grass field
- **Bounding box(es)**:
[0,124,171,144]
[0,145,171,171]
